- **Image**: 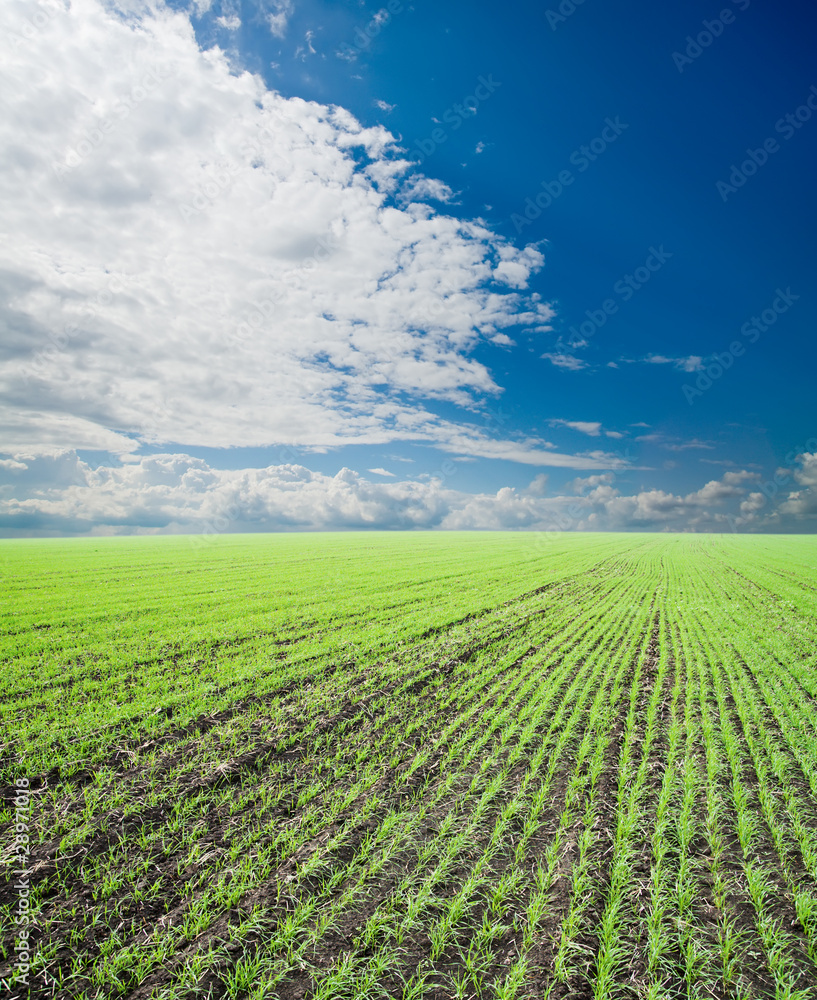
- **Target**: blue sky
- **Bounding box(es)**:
[1,0,815,534]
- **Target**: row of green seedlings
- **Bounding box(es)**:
[678,561,816,999]
[722,566,817,682]
[33,555,621,903]
[402,586,654,1000]
[30,570,596,935]
[12,545,522,786]
[266,567,656,994]
[26,641,521,995]
[700,554,817,942]
[642,602,686,996]
[475,581,661,1000]
[148,571,653,998]
[141,641,580,999]
[587,597,675,998]
[3,534,615,797]
[270,575,655,999]
[666,576,781,995]
[689,564,817,983]
[644,571,734,1000]
[9,628,346,786]
[25,556,648,992]
[646,574,736,995]
[692,562,817,899]
[706,564,817,787]
[32,576,617,996]
[22,559,598,844]
[29,595,463,848]
[541,588,661,997]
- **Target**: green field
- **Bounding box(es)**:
[3,532,817,999]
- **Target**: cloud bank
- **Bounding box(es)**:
[3,0,553,460]
[1,451,810,536]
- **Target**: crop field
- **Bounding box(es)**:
[3,532,817,1000]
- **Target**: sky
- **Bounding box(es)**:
[1,0,816,536]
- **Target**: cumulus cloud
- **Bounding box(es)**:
[635,434,714,452]
[550,420,602,436]
[2,0,555,463]
[548,419,624,439]
[398,175,455,204]
[540,353,588,371]
[777,453,817,519]
[565,472,615,494]
[664,439,715,452]
[267,0,294,38]
[642,354,704,373]
[0,451,776,536]
[433,433,619,470]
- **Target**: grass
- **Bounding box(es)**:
[1,531,817,998]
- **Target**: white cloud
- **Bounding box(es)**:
[777,453,817,519]
[433,432,619,470]
[664,439,715,452]
[643,354,704,372]
[548,420,626,441]
[635,434,714,452]
[524,473,548,496]
[540,354,588,371]
[566,472,615,494]
[215,14,241,30]
[684,478,745,505]
[722,470,759,486]
[0,452,785,536]
[267,0,294,38]
[1,0,558,464]
[550,420,602,437]
[294,28,316,60]
[374,99,395,113]
[399,175,455,203]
